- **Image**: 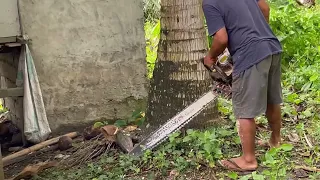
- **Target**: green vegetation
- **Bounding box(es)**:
[33,0,319,179]
[145,20,160,79]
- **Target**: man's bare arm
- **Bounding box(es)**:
[208,27,228,59]
[257,0,270,23]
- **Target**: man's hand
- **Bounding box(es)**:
[204,54,217,68]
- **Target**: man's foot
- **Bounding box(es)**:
[270,134,281,147]
[219,156,258,172]
[257,137,281,148]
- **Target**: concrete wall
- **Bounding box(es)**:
[18,0,148,132]
[0,0,21,39]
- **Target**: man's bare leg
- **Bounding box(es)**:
[220,119,258,170]
[266,104,282,147]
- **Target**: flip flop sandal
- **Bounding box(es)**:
[218,159,257,175]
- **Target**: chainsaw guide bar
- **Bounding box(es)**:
[129,91,218,156]
[129,51,233,156]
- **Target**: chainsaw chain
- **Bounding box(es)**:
[212,81,232,100]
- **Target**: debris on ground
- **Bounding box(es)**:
[60,133,111,168]
[101,125,119,142]
[60,124,141,168]
[3,118,143,178]
[83,125,101,140]
[116,131,134,152]
[9,161,58,180]
[2,132,78,166]
[0,112,23,151]
[54,154,70,160]
[57,136,73,151]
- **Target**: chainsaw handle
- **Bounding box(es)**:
[200,57,213,72]
[200,57,230,83]
[213,65,230,82]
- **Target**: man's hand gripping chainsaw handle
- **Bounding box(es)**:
[200,51,233,99]
[200,53,233,85]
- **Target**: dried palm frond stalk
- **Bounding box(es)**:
[59,134,113,168]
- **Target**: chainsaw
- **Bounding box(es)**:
[129,50,233,156]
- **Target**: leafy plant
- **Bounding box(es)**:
[261,144,294,179]
[145,20,160,78]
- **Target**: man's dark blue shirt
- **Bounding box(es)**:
[202,0,282,75]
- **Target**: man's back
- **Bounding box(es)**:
[203,0,282,75]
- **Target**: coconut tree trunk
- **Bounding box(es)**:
[143,0,218,137]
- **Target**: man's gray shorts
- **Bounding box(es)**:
[232,54,283,119]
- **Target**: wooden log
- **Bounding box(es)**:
[3,144,59,167]
[2,132,78,166]
[10,161,58,180]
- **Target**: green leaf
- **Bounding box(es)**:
[93,122,104,129]
[268,147,278,156]
[303,109,313,118]
[262,170,271,176]
[280,143,293,151]
[286,93,298,103]
[233,136,241,144]
[204,143,212,153]
[294,98,302,105]
[227,172,238,179]
[309,75,318,82]
[278,167,287,176]
[136,117,146,126]
[239,174,252,180]
[114,120,127,127]
[131,109,142,119]
[183,136,192,142]
[186,129,194,135]
[265,152,274,162]
[218,129,233,137]
[105,157,115,163]
[252,171,265,180]
[301,82,312,92]
[171,132,181,138]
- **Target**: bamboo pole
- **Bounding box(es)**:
[2,132,78,166]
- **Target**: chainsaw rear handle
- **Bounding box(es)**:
[200,57,230,83]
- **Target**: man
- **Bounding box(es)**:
[202,0,283,172]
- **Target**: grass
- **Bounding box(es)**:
[31,0,320,179]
